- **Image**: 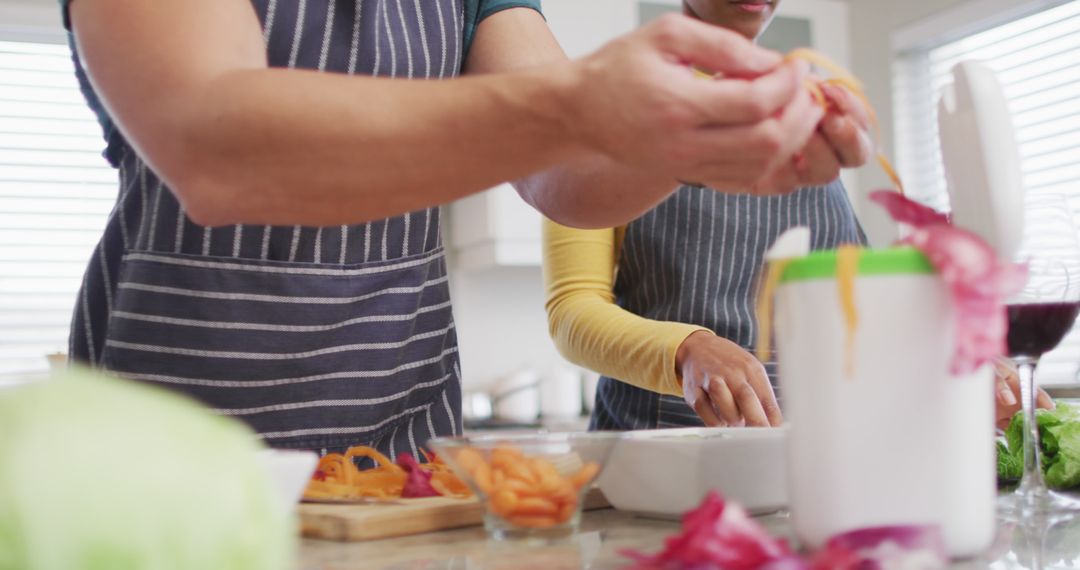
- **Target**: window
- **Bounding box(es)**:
[893,0,1080,383]
[0,38,116,381]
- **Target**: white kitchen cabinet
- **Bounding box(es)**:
[447,184,543,269]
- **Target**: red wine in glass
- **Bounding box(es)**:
[1006,301,1080,357]
[1001,299,1080,517]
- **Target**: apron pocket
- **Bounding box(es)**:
[100,248,462,451]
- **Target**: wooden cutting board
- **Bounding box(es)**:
[299,489,610,542]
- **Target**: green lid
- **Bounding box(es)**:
[779,246,935,283]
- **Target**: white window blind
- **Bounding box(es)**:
[893,0,1080,383]
[0,39,116,379]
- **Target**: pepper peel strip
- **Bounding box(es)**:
[836,245,861,378]
[302,445,472,501]
[754,259,791,363]
[785,48,904,195]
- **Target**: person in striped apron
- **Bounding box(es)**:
[60,0,835,457]
[544,1,1047,432]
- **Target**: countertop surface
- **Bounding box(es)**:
[297,506,1080,569]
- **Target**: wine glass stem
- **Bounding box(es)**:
[1016,357,1048,496]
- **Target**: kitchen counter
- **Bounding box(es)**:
[297,505,1080,569]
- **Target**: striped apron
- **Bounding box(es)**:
[589,182,867,431]
[69,0,468,457]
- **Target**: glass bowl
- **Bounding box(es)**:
[428,432,619,541]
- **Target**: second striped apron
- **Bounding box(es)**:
[69,0,471,457]
[589,182,867,431]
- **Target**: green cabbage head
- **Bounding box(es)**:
[0,368,293,570]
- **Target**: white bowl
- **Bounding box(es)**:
[257,449,319,511]
[598,427,787,518]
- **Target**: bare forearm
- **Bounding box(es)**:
[74,0,815,229]
[71,0,587,227]
[127,67,583,226]
[516,156,677,229]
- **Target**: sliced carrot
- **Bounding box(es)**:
[493,456,536,484]
[549,481,578,504]
[567,462,600,490]
[491,446,524,462]
[755,260,792,363]
[315,454,357,482]
[490,489,519,517]
[877,153,905,195]
[786,48,905,196]
[538,473,566,496]
[786,48,861,89]
[512,497,560,517]
[498,477,539,498]
[473,463,494,495]
[507,515,560,529]
[304,444,471,501]
[805,79,827,108]
[453,448,485,473]
[692,68,714,80]
[492,467,506,489]
[824,77,878,125]
[352,469,406,492]
[530,457,561,481]
[303,479,360,499]
[343,446,396,469]
[557,501,578,524]
[431,471,472,497]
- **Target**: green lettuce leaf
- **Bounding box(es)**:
[997,441,1022,482]
[1006,412,1023,458]
[0,369,293,570]
[998,402,1080,490]
[1045,423,1080,490]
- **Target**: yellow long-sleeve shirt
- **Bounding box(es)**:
[542,219,711,397]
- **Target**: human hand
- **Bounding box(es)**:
[566,14,821,195]
[751,81,873,194]
[818,83,874,168]
[994,357,1054,430]
[676,331,783,427]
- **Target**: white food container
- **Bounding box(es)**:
[775,247,995,558]
[257,448,319,511]
[598,427,787,517]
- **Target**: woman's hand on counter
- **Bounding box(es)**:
[676,331,783,428]
[994,358,1055,430]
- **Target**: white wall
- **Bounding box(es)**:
[543,0,639,58]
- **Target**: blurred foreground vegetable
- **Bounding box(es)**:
[623,492,947,570]
[870,190,1026,374]
[0,369,292,570]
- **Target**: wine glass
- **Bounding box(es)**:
[998,193,1080,517]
